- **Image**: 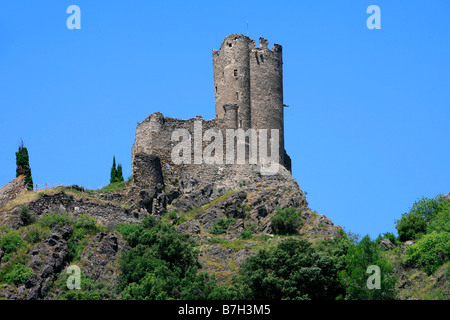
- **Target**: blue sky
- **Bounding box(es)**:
[0,1,449,239]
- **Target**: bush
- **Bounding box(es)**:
[74,214,97,232]
[38,212,73,228]
[2,264,33,285]
[19,205,36,226]
[395,212,426,242]
[209,219,236,235]
[239,230,254,240]
[0,229,23,257]
[396,195,450,242]
[236,238,343,299]
[409,195,450,222]
[270,207,303,235]
[404,232,450,275]
[338,235,397,300]
[116,216,229,299]
[25,225,50,244]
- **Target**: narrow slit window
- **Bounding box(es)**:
[234,69,238,77]
[236,92,239,100]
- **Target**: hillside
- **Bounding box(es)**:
[0,174,448,300]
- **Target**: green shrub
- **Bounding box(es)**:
[396,195,450,242]
[2,264,33,285]
[19,205,36,226]
[117,215,229,300]
[338,235,397,300]
[409,195,450,222]
[38,212,73,228]
[404,232,450,275]
[427,209,450,234]
[236,238,343,299]
[239,230,254,240]
[74,214,97,232]
[25,225,50,244]
[209,219,236,235]
[395,212,426,242]
[0,229,24,257]
[270,207,303,235]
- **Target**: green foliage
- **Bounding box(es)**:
[409,195,449,222]
[116,216,231,300]
[426,208,450,234]
[110,156,117,184]
[38,212,73,229]
[396,212,427,242]
[239,230,254,240]
[19,205,36,226]
[396,195,450,242]
[404,232,450,275]
[117,164,124,182]
[235,238,343,299]
[74,214,97,232]
[53,271,116,300]
[270,207,303,235]
[338,235,397,300]
[15,141,33,191]
[209,218,236,235]
[0,229,24,258]
[110,156,124,183]
[2,264,33,285]
[25,225,50,244]
[376,232,399,246]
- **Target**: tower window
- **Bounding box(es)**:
[236,92,239,100]
[234,69,238,77]
[215,86,217,93]
[228,43,232,47]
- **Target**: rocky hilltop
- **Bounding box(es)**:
[0,112,342,299]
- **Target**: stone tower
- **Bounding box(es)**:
[212,34,289,170]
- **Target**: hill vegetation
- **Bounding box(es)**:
[1,183,448,300]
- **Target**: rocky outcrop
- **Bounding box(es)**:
[25,191,143,229]
[0,176,27,210]
[0,225,73,300]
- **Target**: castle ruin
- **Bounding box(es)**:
[131,34,292,203]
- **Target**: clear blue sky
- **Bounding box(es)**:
[1,1,449,239]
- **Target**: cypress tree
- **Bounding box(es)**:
[117,164,124,182]
[110,156,117,184]
[16,141,33,191]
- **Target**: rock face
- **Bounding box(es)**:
[0,176,27,210]
[25,192,142,229]
[0,225,73,300]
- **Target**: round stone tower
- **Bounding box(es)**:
[213,34,252,130]
[213,34,287,169]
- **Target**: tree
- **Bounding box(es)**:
[338,235,397,300]
[270,207,303,235]
[116,216,230,300]
[117,164,124,182]
[236,238,343,300]
[110,156,117,184]
[16,141,33,190]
